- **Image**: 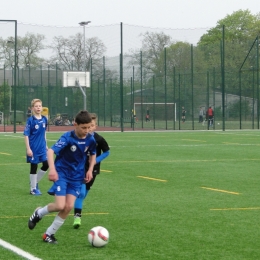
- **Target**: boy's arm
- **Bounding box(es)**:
[85,154,96,183]
[24,136,33,156]
[47,148,58,181]
[95,136,110,164]
[96,150,110,164]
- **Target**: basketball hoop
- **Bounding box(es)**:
[62,71,90,110]
[62,71,90,88]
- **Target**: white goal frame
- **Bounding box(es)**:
[134,103,176,121]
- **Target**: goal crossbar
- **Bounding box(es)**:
[134,103,176,121]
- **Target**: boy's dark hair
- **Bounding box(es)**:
[74,110,92,125]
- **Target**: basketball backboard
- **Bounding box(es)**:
[63,71,90,88]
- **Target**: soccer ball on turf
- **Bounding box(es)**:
[88,226,109,247]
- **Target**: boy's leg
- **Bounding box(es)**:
[36,160,49,194]
[44,194,76,243]
[30,163,41,195]
[73,177,95,229]
[73,184,88,229]
[43,215,64,244]
[28,195,66,230]
[37,160,48,183]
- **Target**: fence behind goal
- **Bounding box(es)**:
[0,23,259,131]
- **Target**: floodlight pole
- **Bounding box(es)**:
[79,21,91,110]
[0,20,17,133]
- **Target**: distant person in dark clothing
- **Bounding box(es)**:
[199,107,204,123]
[145,107,150,122]
[182,107,186,123]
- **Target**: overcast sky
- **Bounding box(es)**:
[0,0,259,29]
[0,0,259,58]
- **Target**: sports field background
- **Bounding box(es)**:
[0,23,259,132]
[0,130,259,259]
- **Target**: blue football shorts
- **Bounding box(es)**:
[48,178,82,197]
[27,153,47,164]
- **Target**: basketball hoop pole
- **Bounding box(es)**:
[76,80,86,110]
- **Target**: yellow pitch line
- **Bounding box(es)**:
[137,176,167,182]
[223,142,240,145]
[201,186,240,195]
[0,163,24,166]
[0,212,109,219]
[210,207,260,211]
[0,152,11,155]
[182,139,206,142]
[100,169,112,173]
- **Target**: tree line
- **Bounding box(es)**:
[0,9,259,90]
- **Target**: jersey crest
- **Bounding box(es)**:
[70,145,77,152]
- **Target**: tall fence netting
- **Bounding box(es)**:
[0,22,259,131]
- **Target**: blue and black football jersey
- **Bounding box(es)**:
[23,115,48,156]
[51,131,96,182]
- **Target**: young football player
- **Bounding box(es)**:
[28,110,96,244]
[24,99,48,195]
[73,113,110,229]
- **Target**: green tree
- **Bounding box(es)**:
[0,33,45,68]
[197,10,260,94]
[48,33,107,73]
[0,82,10,114]
[19,33,45,67]
[159,41,191,74]
[198,9,260,69]
[199,9,260,45]
[128,31,172,79]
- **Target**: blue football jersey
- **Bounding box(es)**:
[23,115,48,156]
[51,131,96,182]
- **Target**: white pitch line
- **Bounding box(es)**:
[0,238,42,260]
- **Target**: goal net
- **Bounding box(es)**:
[133,103,176,121]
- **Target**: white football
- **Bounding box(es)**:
[88,226,109,247]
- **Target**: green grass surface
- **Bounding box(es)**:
[0,130,260,259]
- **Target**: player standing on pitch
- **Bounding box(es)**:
[24,99,48,195]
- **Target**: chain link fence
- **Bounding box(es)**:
[0,22,259,131]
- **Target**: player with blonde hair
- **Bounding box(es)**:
[24,99,48,195]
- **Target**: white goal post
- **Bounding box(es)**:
[134,103,176,121]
